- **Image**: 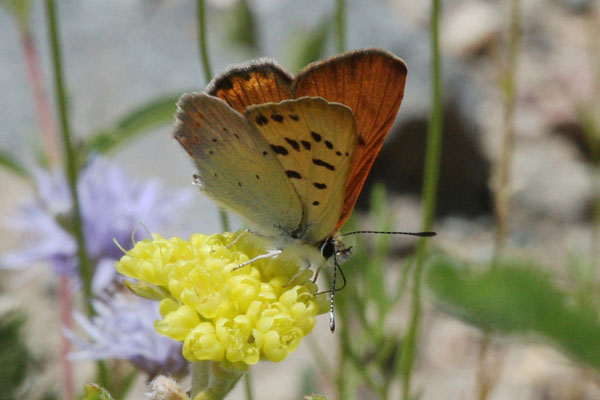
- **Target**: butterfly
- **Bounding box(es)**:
[174,48,410,328]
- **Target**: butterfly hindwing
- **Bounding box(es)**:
[245,97,358,244]
[206,60,293,114]
[292,49,408,229]
[174,93,303,237]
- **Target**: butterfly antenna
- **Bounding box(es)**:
[329,252,338,333]
[328,249,348,333]
[342,230,436,237]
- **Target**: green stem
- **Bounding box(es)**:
[19,21,60,167]
[492,0,521,258]
[335,0,345,53]
[476,2,521,398]
[243,372,254,400]
[191,362,244,400]
[191,361,211,397]
[589,10,600,271]
[45,0,94,316]
[399,0,443,397]
[196,0,230,232]
[197,0,213,83]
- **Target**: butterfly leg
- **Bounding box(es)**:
[283,260,314,287]
[312,265,323,283]
[233,249,283,270]
[224,229,251,249]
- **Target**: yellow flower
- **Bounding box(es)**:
[116,230,325,365]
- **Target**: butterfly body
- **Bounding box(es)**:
[174,48,407,264]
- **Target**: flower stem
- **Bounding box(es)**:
[191,361,211,397]
[196,0,230,232]
[399,0,443,397]
[476,1,521,398]
[45,0,94,316]
[59,276,74,400]
[191,362,244,400]
[243,372,254,400]
[19,21,60,167]
[492,0,521,258]
[588,7,600,272]
[196,0,213,83]
[335,0,346,53]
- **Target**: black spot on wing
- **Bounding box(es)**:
[262,151,268,156]
[324,140,334,149]
[286,170,302,179]
[313,182,327,190]
[270,145,289,155]
[311,131,322,142]
[312,200,320,206]
[255,114,268,126]
[336,151,342,156]
[301,140,311,150]
[358,136,366,146]
[271,113,284,123]
[285,138,300,152]
[312,158,335,171]
[289,114,299,121]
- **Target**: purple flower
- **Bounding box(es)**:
[2,156,194,374]
[64,293,187,377]
[1,156,193,284]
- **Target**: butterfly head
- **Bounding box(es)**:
[319,232,353,263]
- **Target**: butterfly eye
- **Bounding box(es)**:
[320,238,336,259]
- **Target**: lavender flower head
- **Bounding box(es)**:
[2,156,192,285]
[64,292,186,377]
[2,156,192,374]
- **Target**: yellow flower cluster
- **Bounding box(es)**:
[116,231,325,365]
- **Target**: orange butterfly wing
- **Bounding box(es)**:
[292,49,407,229]
[206,61,294,113]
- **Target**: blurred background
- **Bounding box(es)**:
[1,0,599,399]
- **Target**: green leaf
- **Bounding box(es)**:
[427,258,600,371]
[0,311,32,398]
[82,383,115,400]
[85,93,188,154]
[0,149,29,178]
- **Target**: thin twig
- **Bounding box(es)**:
[476,1,521,398]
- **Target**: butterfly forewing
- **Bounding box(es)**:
[174,93,303,236]
[292,49,407,229]
[206,61,293,114]
[245,97,358,244]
